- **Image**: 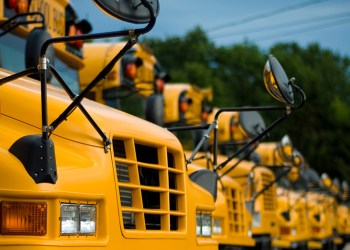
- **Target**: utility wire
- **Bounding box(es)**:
[210,12,350,40]
[253,18,350,42]
[206,0,329,33]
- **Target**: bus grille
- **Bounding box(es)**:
[261,173,276,211]
[226,187,246,235]
[113,139,186,232]
[296,205,308,234]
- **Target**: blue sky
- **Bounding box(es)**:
[72,0,350,57]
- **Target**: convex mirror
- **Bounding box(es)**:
[212,110,265,143]
[238,111,266,139]
[321,173,332,189]
[277,135,293,163]
[263,54,294,105]
[93,0,160,24]
[287,149,303,182]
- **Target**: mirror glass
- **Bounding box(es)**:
[263,54,294,105]
[292,149,304,167]
[321,173,332,188]
[342,181,349,200]
[332,178,340,194]
[238,111,266,139]
[277,135,293,163]
[93,0,159,24]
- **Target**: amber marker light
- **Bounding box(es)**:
[1,201,47,235]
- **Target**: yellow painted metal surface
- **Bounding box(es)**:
[164,83,212,125]
[80,43,158,102]
[0,70,217,249]
[187,159,255,248]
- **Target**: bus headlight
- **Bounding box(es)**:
[60,203,96,235]
[213,218,223,234]
[60,204,79,234]
[252,212,261,227]
[196,212,212,237]
[80,205,96,235]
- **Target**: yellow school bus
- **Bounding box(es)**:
[255,140,315,249]
[205,110,279,250]
[319,174,345,249]
[163,83,212,126]
[337,181,350,247]
[163,84,255,249]
[0,0,91,91]
[187,160,256,250]
[79,42,167,124]
[0,1,218,249]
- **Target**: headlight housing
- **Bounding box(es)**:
[60,203,96,235]
[196,212,212,237]
[252,212,261,227]
[213,218,223,235]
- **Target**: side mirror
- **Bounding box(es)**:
[238,111,266,139]
[263,54,294,105]
[277,135,294,163]
[25,28,55,81]
[286,149,302,182]
[292,149,304,167]
[332,178,340,194]
[145,93,164,126]
[93,0,160,24]
[301,168,321,189]
[321,173,332,188]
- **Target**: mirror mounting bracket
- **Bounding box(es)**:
[129,30,138,44]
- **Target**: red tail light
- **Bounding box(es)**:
[125,63,138,80]
[6,0,28,13]
[155,78,165,93]
[68,25,84,49]
[179,101,189,113]
[201,111,209,122]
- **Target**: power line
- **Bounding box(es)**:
[253,18,350,42]
[209,12,350,40]
[206,0,329,33]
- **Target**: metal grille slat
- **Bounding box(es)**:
[113,138,186,233]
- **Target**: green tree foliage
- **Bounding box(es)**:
[142,28,350,183]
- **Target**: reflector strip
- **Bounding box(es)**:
[1,201,47,235]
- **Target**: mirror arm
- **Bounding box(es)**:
[290,78,306,110]
[0,67,37,86]
[36,0,156,139]
[213,106,290,171]
[0,12,45,37]
[217,144,258,180]
[253,167,291,201]
[166,124,210,132]
[48,64,111,152]
[39,0,156,57]
[186,121,217,165]
[49,40,134,133]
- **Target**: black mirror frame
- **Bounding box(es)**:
[93,0,159,24]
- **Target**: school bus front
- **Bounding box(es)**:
[218,158,279,249]
[0,69,217,249]
[187,157,256,249]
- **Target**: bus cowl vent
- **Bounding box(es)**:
[9,135,57,184]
